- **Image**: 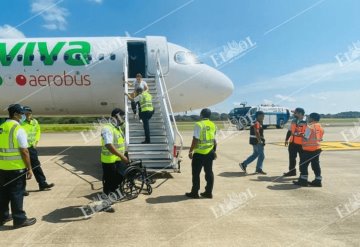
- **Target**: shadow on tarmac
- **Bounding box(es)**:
[42,206,90,223]
[146,195,190,204]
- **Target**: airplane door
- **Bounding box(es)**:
[127,42,146,78]
[146,36,169,76]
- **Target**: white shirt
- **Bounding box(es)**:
[134,80,148,91]
[6,120,28,148]
[101,126,114,145]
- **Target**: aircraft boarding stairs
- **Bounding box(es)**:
[124,60,183,171]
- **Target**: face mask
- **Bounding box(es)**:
[20,114,26,123]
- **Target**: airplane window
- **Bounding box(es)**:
[174,51,201,64]
[53,55,58,61]
[29,55,34,61]
[64,54,69,61]
[110,53,116,60]
[99,54,104,60]
[75,54,82,60]
[17,55,23,62]
[6,55,11,61]
[87,54,92,61]
[40,55,46,61]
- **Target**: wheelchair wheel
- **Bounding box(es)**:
[120,166,145,199]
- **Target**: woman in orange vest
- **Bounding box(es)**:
[293,113,324,187]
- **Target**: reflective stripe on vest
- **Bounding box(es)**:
[101,124,125,164]
[289,120,307,144]
[21,119,39,147]
[140,92,154,112]
[0,121,26,170]
[302,123,324,151]
[194,119,216,155]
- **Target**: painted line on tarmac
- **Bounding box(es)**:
[271,142,360,151]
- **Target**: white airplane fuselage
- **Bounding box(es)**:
[0,36,233,115]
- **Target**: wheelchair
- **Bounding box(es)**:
[119,160,154,200]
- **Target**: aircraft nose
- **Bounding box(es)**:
[204,67,234,101]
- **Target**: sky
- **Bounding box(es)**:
[0,0,360,114]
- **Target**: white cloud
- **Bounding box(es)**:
[88,0,103,3]
[275,94,296,102]
[31,0,69,31]
[0,25,26,38]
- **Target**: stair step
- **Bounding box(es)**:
[141,159,174,169]
[128,124,165,131]
[130,129,166,137]
[128,143,169,152]
[128,151,171,160]
[129,136,168,144]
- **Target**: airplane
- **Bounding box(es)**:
[0,36,234,115]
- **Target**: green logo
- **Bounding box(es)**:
[0,41,91,67]
[0,76,3,86]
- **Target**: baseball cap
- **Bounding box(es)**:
[111,108,125,117]
[291,107,305,115]
[23,106,32,113]
[8,104,25,115]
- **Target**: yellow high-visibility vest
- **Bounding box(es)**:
[140,91,154,112]
[21,119,40,147]
[101,123,125,164]
[0,121,26,170]
[194,119,216,155]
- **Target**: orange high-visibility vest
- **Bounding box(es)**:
[289,120,307,145]
[302,123,324,151]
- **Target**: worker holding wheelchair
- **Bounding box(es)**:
[100,109,129,203]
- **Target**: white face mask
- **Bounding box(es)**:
[20,114,26,123]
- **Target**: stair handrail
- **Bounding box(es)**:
[155,50,184,169]
[123,53,130,146]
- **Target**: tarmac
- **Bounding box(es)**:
[0,126,359,247]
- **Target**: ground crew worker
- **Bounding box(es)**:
[21,106,54,193]
[128,87,154,144]
[283,107,307,176]
[293,113,324,187]
[239,111,267,175]
[127,73,149,115]
[0,104,36,228]
[101,108,129,212]
[186,108,217,199]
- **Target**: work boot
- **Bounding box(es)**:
[24,191,29,196]
[13,218,36,229]
[293,179,308,187]
[283,170,296,177]
[255,169,267,175]
[185,192,199,199]
[309,179,322,187]
[39,183,55,191]
[239,163,247,174]
[0,215,12,226]
[200,192,213,199]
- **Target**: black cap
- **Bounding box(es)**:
[255,111,265,118]
[292,107,305,115]
[23,106,32,113]
[111,108,125,117]
[200,108,211,118]
[309,113,321,121]
[136,87,144,93]
[8,104,25,115]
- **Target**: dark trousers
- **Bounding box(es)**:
[131,101,140,114]
[299,149,322,180]
[0,169,27,225]
[102,161,127,195]
[28,147,47,187]
[288,143,303,172]
[191,152,214,194]
[139,110,154,143]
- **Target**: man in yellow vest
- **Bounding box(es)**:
[21,106,54,193]
[101,108,129,201]
[0,104,36,228]
[186,108,217,199]
[133,87,154,144]
[293,113,324,187]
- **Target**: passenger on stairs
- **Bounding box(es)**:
[127,73,148,115]
[130,87,154,144]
